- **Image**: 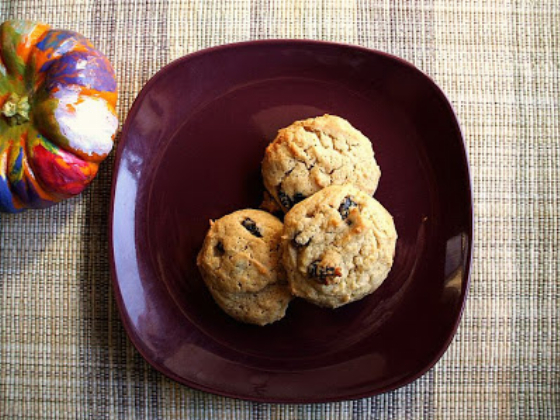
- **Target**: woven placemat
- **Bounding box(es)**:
[0,0,558,418]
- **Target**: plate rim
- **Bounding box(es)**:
[108,38,473,403]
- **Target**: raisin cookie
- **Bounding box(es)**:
[197,209,292,325]
[259,190,284,219]
[262,115,381,212]
[282,184,397,308]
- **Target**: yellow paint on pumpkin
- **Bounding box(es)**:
[6,132,22,175]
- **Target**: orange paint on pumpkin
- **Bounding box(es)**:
[29,39,51,81]
[71,40,94,53]
[74,95,85,106]
[16,23,50,63]
[78,86,117,107]
[0,21,118,211]
[0,92,10,107]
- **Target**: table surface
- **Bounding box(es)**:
[0,0,558,419]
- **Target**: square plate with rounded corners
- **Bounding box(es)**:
[109,40,472,403]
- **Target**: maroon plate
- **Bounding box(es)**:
[109,40,472,403]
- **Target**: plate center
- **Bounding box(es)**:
[141,76,433,363]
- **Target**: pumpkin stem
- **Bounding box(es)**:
[2,93,30,126]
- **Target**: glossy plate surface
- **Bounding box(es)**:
[110,40,472,403]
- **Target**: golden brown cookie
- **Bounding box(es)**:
[262,115,381,212]
[197,209,292,325]
[282,184,397,308]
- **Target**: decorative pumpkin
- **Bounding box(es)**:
[0,20,118,212]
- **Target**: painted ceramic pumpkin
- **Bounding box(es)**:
[0,20,118,212]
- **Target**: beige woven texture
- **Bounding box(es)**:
[0,0,558,418]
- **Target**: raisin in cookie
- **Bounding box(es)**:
[197,209,292,325]
[282,184,397,308]
[262,115,381,212]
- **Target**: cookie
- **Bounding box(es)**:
[197,209,292,325]
[259,190,284,219]
[262,114,381,212]
[209,283,292,326]
[282,184,397,308]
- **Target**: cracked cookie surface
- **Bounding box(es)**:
[197,209,292,325]
[282,184,397,308]
[262,115,381,212]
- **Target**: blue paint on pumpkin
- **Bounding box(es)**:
[11,177,31,207]
[37,30,90,72]
[36,30,84,54]
[6,148,31,208]
[45,50,117,92]
[19,178,55,209]
[5,147,54,210]
[0,174,21,213]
